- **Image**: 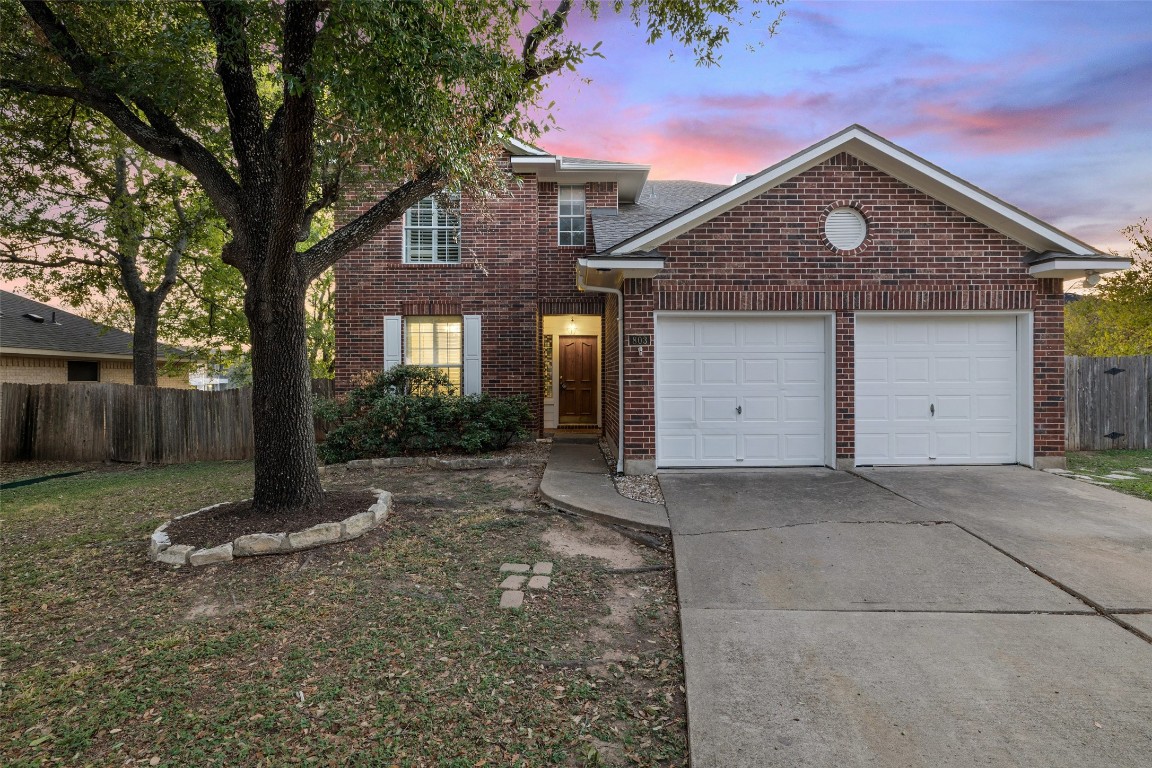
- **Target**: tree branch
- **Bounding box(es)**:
[0,251,111,270]
[521,0,573,80]
[201,0,269,179]
[15,1,243,225]
[300,166,444,281]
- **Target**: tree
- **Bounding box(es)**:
[1065,220,1152,356]
[0,103,229,385]
[1,0,781,512]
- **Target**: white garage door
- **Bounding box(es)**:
[656,316,826,468]
[855,315,1019,466]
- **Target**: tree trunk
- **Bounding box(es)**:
[246,261,324,512]
[131,298,160,387]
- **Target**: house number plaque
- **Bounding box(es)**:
[627,335,652,346]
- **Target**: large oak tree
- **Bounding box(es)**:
[1,0,780,511]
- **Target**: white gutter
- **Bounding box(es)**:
[576,269,625,474]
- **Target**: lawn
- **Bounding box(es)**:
[1066,449,1152,501]
[1,458,686,767]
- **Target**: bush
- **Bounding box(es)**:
[316,365,531,463]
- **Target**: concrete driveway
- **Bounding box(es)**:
[663,467,1152,767]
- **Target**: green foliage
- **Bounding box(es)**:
[1065,220,1152,356]
[316,366,531,462]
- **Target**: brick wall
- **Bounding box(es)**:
[0,356,188,388]
[334,159,542,423]
[620,153,1064,464]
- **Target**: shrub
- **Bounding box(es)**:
[316,365,531,463]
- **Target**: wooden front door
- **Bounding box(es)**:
[559,336,597,424]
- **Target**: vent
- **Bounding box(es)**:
[825,207,867,250]
[23,313,45,323]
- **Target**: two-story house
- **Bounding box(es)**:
[334,126,1127,474]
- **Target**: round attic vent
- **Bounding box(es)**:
[825,207,867,250]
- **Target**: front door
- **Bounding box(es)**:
[559,336,597,424]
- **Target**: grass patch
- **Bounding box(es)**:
[1067,450,1152,500]
[1,459,685,766]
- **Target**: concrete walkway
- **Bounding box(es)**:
[539,440,670,531]
[664,467,1152,768]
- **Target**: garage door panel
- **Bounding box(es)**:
[700,322,737,347]
[701,359,737,384]
[701,434,738,460]
[743,359,778,384]
[783,434,823,462]
[893,357,930,383]
[701,398,738,422]
[856,316,1018,466]
[783,357,821,385]
[856,358,888,383]
[936,357,971,383]
[660,359,696,384]
[742,396,778,422]
[657,316,826,468]
[660,397,696,423]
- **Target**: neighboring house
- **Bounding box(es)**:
[0,290,188,388]
[335,125,1129,473]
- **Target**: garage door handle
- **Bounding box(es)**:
[930,403,935,416]
[736,405,742,415]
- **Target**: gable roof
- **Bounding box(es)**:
[604,124,1105,257]
[592,180,729,252]
[0,290,159,359]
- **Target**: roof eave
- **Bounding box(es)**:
[608,125,1104,257]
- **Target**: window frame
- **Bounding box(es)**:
[404,315,464,388]
[403,194,462,264]
[558,185,586,247]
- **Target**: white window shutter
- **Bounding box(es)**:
[463,315,482,394]
[383,315,402,370]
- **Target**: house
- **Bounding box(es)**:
[334,126,1129,473]
[0,290,189,387]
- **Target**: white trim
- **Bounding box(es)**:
[851,311,1033,467]
[652,311,837,470]
[558,184,587,247]
[1027,258,1130,278]
[610,125,1104,257]
[501,137,549,156]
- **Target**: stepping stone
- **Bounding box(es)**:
[533,561,554,575]
[500,590,524,610]
[500,562,530,573]
[1103,474,1137,480]
[500,575,527,590]
[527,575,551,590]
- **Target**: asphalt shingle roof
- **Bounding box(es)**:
[591,180,729,252]
[0,290,137,357]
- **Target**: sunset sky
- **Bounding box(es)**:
[535,0,1152,254]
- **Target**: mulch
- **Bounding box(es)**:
[164,490,377,549]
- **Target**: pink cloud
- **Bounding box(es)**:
[898,102,1110,153]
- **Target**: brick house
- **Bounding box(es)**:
[335,126,1127,473]
[0,290,188,388]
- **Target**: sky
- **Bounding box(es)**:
[533,0,1152,254]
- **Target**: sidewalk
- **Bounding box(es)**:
[539,440,670,532]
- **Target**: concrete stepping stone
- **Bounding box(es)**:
[500,590,524,610]
[500,575,527,590]
[533,561,553,575]
[527,575,551,590]
[500,562,530,573]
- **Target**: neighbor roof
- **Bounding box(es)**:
[0,290,153,359]
[604,124,1105,258]
[592,180,729,252]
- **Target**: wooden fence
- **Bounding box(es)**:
[1065,356,1152,451]
[1,379,337,464]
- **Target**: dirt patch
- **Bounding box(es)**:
[164,490,377,549]
[183,594,250,621]
[542,519,645,569]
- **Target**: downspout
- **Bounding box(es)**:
[576,270,625,474]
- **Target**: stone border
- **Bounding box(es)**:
[319,455,545,474]
[148,489,392,567]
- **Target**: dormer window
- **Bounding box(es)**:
[558,185,586,247]
[404,194,461,264]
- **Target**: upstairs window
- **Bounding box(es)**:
[404,195,461,264]
[558,185,586,247]
[405,316,463,389]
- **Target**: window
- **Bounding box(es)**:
[404,195,461,263]
[558,185,586,247]
[405,316,463,389]
[67,360,99,381]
